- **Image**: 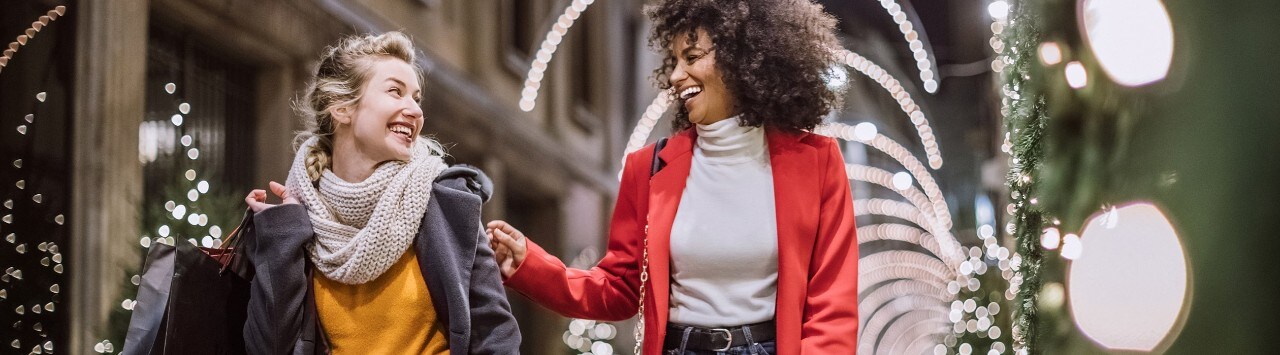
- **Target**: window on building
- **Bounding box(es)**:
[569,6,600,133]
[502,0,542,76]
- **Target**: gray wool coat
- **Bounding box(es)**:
[241,166,521,354]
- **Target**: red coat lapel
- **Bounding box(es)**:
[766,129,821,350]
[646,129,696,340]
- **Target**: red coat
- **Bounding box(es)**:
[505,128,859,354]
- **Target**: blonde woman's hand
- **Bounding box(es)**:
[486,220,528,279]
[245,181,299,213]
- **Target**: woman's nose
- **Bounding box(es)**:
[669,62,689,87]
[405,99,424,118]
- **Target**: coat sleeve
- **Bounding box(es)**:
[502,148,649,321]
[801,138,860,352]
[243,204,313,355]
[467,226,524,353]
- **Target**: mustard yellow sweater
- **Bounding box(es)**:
[312,250,449,354]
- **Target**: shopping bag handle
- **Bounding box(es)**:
[212,208,254,274]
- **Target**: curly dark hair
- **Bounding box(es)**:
[646,0,845,133]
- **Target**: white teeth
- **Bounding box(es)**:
[390,125,412,136]
[679,86,702,100]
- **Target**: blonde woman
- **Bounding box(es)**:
[241,32,520,354]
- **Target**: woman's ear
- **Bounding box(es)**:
[330,104,353,125]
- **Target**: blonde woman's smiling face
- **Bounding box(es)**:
[334,56,424,163]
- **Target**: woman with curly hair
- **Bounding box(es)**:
[488,0,857,354]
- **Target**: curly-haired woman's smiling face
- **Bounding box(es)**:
[669,29,739,126]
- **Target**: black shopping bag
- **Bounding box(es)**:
[123,209,255,355]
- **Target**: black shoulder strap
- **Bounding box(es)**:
[650,138,668,177]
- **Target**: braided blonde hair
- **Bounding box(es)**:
[294,31,439,181]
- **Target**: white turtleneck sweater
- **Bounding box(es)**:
[668,116,779,327]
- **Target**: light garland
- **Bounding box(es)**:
[860,307,950,354]
[846,163,965,268]
[1,7,70,353]
[0,6,66,74]
[857,224,947,263]
[855,199,932,237]
[883,316,951,354]
[134,83,223,250]
[622,92,674,156]
[832,50,944,169]
[818,122,951,227]
[560,248,618,354]
[875,0,940,93]
[998,0,1047,352]
[518,0,597,112]
[847,164,942,232]
[3,90,66,355]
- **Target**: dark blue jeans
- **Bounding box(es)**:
[663,325,776,355]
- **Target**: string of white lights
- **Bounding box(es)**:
[859,285,951,334]
[519,0,596,112]
[0,6,65,74]
[858,223,948,265]
[818,123,948,228]
[623,92,674,155]
[886,318,951,355]
[859,251,953,293]
[817,122,952,228]
[138,83,225,250]
[862,250,955,284]
[853,197,961,270]
[847,163,940,230]
[902,325,955,355]
[833,50,944,169]
[846,162,966,270]
[859,308,950,354]
[3,87,67,355]
[855,199,932,235]
[989,1,1023,353]
[866,295,950,344]
[875,0,939,93]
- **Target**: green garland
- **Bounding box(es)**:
[1003,0,1165,352]
[1001,0,1048,351]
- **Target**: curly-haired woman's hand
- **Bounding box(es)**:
[486,220,528,279]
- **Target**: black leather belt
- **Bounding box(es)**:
[664,321,777,352]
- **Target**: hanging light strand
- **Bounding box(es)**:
[875,0,940,93]
[817,122,952,230]
[0,6,66,74]
[519,0,597,112]
[833,50,945,169]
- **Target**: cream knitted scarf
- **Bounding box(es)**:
[286,136,447,285]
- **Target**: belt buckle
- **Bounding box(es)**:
[709,328,733,352]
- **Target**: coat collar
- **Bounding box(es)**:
[656,127,808,164]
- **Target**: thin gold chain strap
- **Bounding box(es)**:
[633,224,650,355]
